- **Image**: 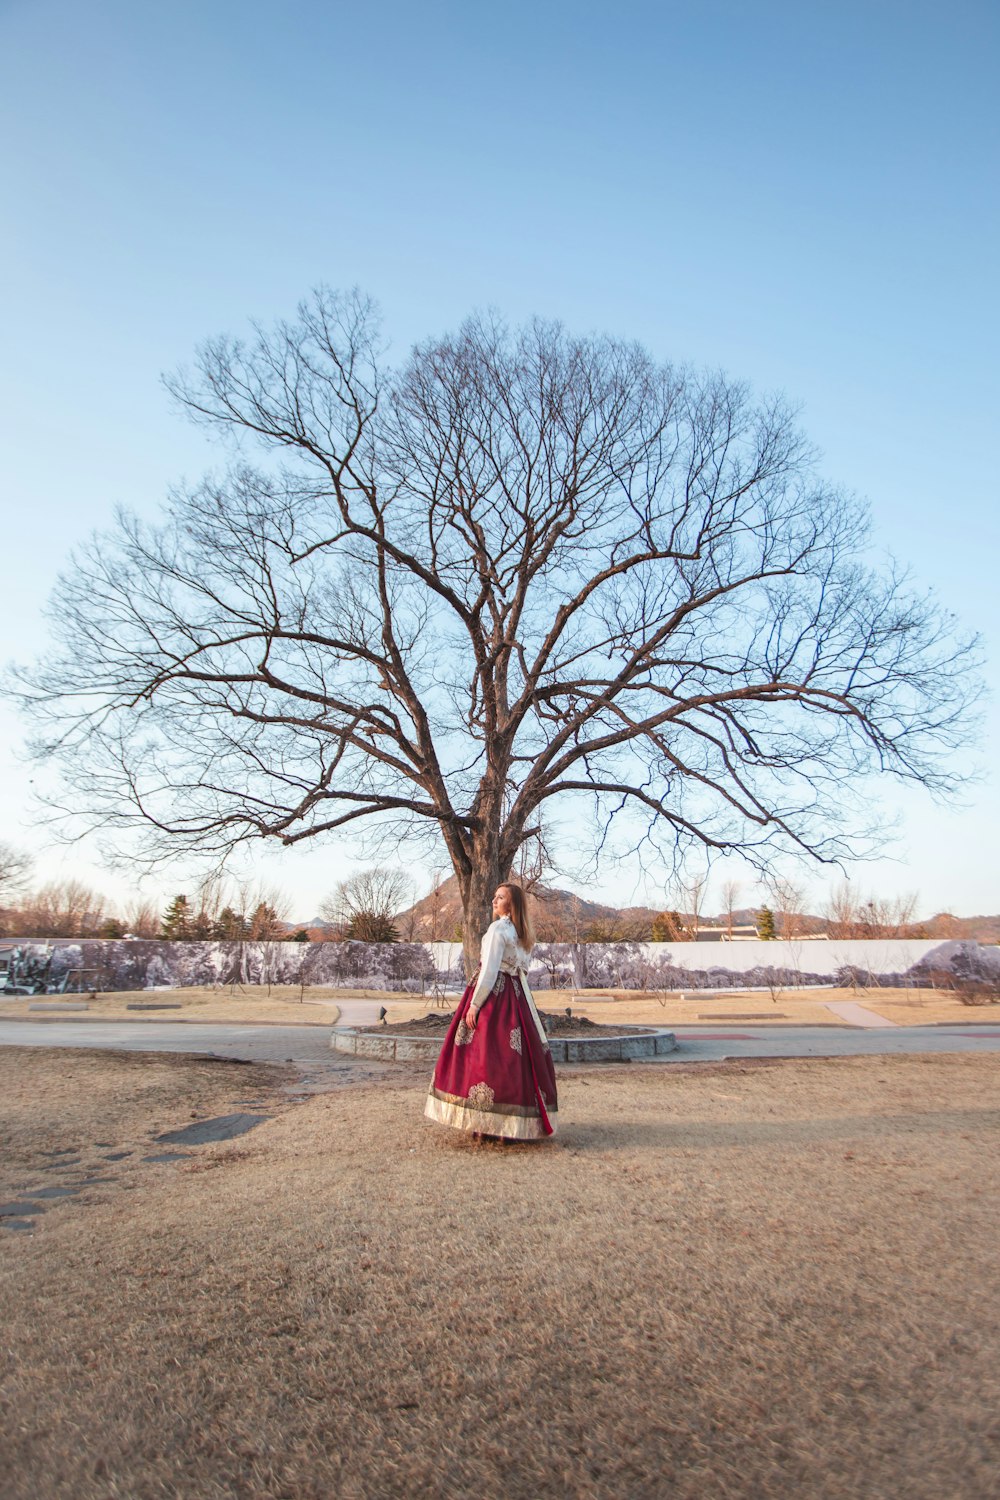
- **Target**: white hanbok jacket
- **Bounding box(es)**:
[467,914,548,1047]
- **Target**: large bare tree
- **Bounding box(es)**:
[320,865,414,943]
[12,290,979,972]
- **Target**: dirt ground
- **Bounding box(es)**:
[1,1046,998,1499]
[366,1010,647,1037]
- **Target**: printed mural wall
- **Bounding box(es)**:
[1,935,998,995]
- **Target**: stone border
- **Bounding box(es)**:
[331,1026,677,1063]
[27,1000,91,1012]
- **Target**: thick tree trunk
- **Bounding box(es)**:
[460,855,503,980]
[572,942,586,989]
[455,768,516,979]
[459,817,523,978]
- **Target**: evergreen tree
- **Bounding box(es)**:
[756,905,776,941]
[213,906,246,941]
[248,901,283,940]
[161,894,192,940]
[189,908,214,941]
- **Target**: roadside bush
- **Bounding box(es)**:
[954,978,1000,1006]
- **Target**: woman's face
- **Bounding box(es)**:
[492,886,512,918]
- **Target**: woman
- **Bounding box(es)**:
[424,883,558,1140]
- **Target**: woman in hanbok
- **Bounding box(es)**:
[424,883,558,1140]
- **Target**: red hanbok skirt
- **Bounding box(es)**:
[424,972,558,1140]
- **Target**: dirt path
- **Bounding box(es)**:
[1,1048,997,1499]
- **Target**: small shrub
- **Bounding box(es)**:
[955,979,1000,1007]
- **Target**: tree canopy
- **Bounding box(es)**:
[12,289,980,966]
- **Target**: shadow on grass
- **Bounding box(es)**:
[550,1106,1000,1153]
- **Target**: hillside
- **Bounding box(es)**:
[390,881,1000,945]
[393,877,657,942]
[291,879,1000,944]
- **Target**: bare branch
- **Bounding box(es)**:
[8,292,982,967]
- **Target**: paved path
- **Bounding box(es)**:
[333,1000,395,1027]
[823,1000,899,1027]
[2,1020,999,1072]
[0,1021,340,1068]
[667,1024,1000,1062]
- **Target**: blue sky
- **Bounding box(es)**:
[1,0,997,920]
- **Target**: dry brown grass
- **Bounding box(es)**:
[0,1048,297,1177]
[845,989,999,1025]
[1,1046,998,1499]
[386,984,996,1028]
[3,982,992,1030]
[0,984,342,1026]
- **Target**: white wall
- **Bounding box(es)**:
[432,936,994,980]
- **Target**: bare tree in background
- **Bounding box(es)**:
[0,843,32,903]
[512,819,553,894]
[190,872,229,938]
[321,866,413,943]
[18,879,107,938]
[224,878,288,940]
[512,817,569,936]
[0,843,34,934]
[661,870,708,938]
[825,882,859,939]
[765,874,809,938]
[682,871,709,937]
[719,876,742,940]
[123,897,161,938]
[11,290,980,975]
[873,892,918,938]
[423,867,449,943]
[396,896,419,942]
[825,883,918,938]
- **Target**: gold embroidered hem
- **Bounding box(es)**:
[428,1086,550,1119]
[424,1091,557,1140]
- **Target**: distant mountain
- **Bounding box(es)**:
[875,912,1000,943]
[289,882,1000,945]
[392,877,656,942]
[757,911,1000,944]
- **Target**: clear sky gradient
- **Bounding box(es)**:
[1,0,997,920]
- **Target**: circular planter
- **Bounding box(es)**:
[330,1026,677,1063]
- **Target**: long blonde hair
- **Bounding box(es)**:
[499,882,535,950]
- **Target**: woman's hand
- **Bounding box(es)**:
[465,1007,478,1032]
